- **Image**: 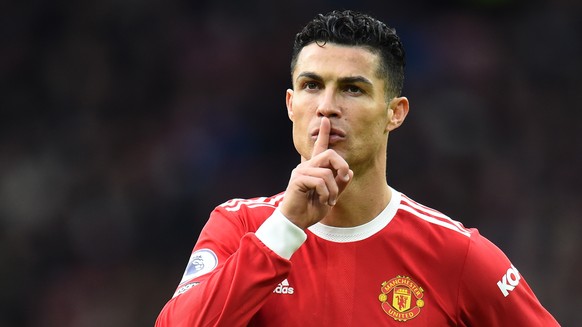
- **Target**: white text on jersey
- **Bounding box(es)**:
[273,279,294,295]
[497,264,521,297]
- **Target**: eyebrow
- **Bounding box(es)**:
[296,72,373,86]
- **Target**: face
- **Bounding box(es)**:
[286,42,408,171]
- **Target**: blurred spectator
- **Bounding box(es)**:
[0,0,579,325]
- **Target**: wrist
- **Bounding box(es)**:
[255,208,308,259]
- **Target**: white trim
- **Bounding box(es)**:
[400,195,468,232]
[221,194,285,212]
[398,199,471,237]
[255,208,307,259]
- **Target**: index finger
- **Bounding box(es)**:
[312,117,330,157]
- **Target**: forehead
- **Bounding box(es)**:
[293,42,382,81]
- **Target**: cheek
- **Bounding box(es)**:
[290,99,313,134]
[352,116,388,145]
[291,114,309,146]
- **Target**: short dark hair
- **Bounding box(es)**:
[291,10,406,98]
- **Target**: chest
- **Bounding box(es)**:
[251,233,465,326]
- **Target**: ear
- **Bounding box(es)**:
[386,97,409,132]
[286,89,294,121]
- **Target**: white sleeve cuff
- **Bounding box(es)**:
[255,208,307,260]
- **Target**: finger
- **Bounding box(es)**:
[296,166,340,206]
[308,148,351,183]
[286,173,331,205]
[335,168,354,195]
[312,117,330,157]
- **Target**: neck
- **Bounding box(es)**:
[320,164,392,227]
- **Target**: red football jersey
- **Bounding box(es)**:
[155,189,559,326]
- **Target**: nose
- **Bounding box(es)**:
[316,89,341,118]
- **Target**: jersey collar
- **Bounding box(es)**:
[307,187,400,243]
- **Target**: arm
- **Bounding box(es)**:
[155,207,306,327]
[457,231,560,326]
[156,117,350,326]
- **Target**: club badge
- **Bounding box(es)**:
[378,276,425,321]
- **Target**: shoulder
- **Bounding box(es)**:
[218,192,285,213]
[208,192,286,232]
[390,191,558,325]
[397,192,474,239]
[455,222,557,324]
[396,192,510,269]
[390,191,478,273]
[194,192,286,257]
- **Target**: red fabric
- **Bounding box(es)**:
[155,192,559,326]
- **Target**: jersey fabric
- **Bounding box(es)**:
[155,189,559,326]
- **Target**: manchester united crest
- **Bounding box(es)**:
[378,276,425,321]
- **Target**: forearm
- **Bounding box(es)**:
[156,210,306,326]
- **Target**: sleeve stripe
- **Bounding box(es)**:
[399,197,471,237]
[220,194,285,212]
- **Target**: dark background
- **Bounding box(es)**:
[1,0,580,326]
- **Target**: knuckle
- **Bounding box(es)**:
[315,178,327,189]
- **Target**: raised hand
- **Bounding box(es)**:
[279,117,353,229]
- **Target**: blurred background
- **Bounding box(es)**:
[1,0,580,325]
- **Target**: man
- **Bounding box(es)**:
[156,10,559,326]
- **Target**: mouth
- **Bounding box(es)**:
[310,127,347,143]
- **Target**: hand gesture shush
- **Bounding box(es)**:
[279,117,353,229]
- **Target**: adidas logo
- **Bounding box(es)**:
[273,279,295,295]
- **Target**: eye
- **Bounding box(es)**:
[303,81,320,90]
[344,85,363,95]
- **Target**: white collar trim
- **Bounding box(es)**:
[307,188,400,243]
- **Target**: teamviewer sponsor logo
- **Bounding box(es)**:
[497,264,521,297]
[273,279,294,295]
